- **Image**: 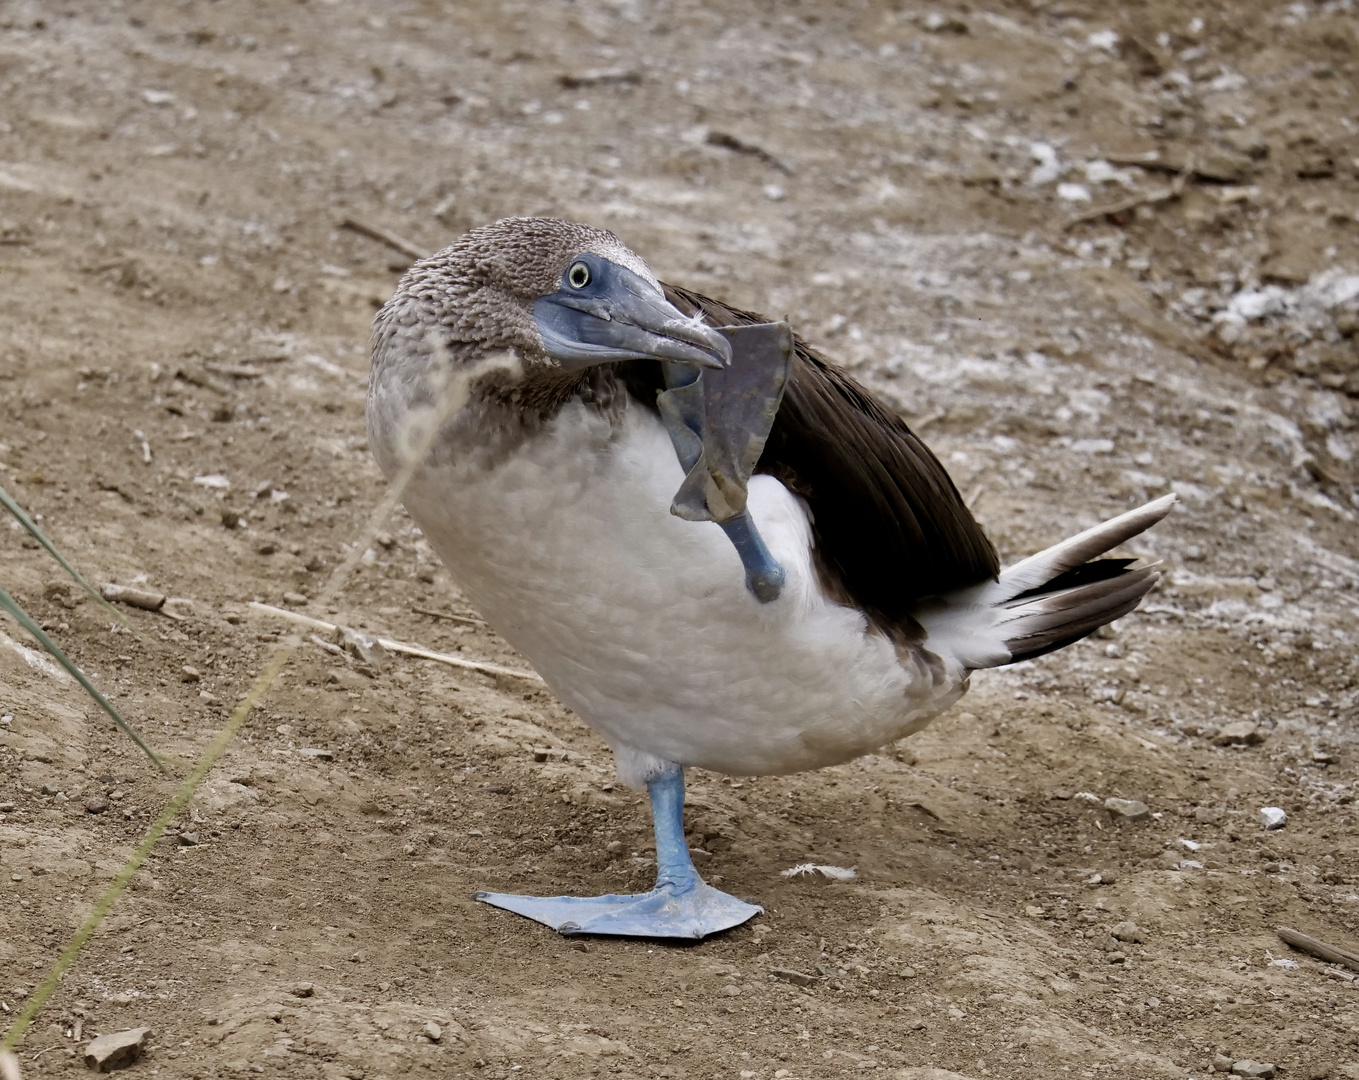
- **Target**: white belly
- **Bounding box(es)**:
[400,400,965,781]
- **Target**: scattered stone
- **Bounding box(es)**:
[178,831,200,846]
[769,967,816,987]
[1259,807,1288,830]
[100,583,166,611]
[424,1020,442,1043]
[1214,721,1267,747]
[557,67,641,89]
[256,540,278,555]
[1104,797,1151,822]
[898,967,917,979]
[1195,807,1223,824]
[1214,1055,1236,1072]
[1111,920,1144,943]
[0,802,14,813]
[721,983,741,997]
[84,1027,152,1072]
[1107,951,1127,964]
[85,795,110,815]
[1232,1062,1276,1078]
[181,665,201,682]
[220,509,241,529]
[296,747,333,760]
[283,592,309,607]
[1049,789,1072,801]
[40,782,59,796]
[341,627,389,669]
[290,982,314,998]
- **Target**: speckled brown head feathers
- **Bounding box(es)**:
[374,217,658,368]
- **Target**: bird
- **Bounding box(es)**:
[366,216,1175,939]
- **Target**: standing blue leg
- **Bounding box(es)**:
[476,767,762,939]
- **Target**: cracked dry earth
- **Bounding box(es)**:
[2,1,1359,1079]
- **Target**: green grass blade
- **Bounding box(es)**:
[0,481,132,627]
[0,584,165,772]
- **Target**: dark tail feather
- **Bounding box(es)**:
[1002,562,1162,662]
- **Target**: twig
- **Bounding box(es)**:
[247,601,542,683]
[1277,926,1359,974]
[306,633,345,656]
[340,217,430,262]
[412,605,486,628]
[29,1046,62,1061]
[705,130,794,175]
[1062,164,1191,230]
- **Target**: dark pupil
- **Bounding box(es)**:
[570,264,589,287]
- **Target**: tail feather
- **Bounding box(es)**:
[919,494,1176,671]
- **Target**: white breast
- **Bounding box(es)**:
[400,398,966,782]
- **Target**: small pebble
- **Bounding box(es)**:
[1232,1061,1276,1079]
[424,1020,442,1043]
[181,665,201,683]
[290,982,314,998]
[1214,721,1266,747]
[178,831,199,846]
[84,1027,152,1071]
[85,795,110,815]
[721,984,741,997]
[1259,807,1287,830]
[1104,797,1151,822]
[1111,920,1144,943]
[0,802,14,813]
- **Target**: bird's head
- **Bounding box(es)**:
[380,217,730,371]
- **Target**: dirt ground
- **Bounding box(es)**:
[2,1,1359,1078]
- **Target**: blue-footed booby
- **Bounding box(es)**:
[366,217,1174,939]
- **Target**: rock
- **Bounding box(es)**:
[85,795,110,815]
[1259,807,1288,830]
[424,1020,442,1043]
[1195,807,1223,824]
[1104,797,1151,822]
[1232,1062,1276,1078]
[769,967,816,987]
[341,627,389,669]
[721,983,741,997]
[1111,920,1144,943]
[290,982,314,998]
[100,584,166,611]
[1214,1054,1236,1072]
[283,591,309,606]
[0,802,14,813]
[296,747,333,760]
[1214,721,1267,747]
[178,831,199,846]
[84,1027,152,1071]
[181,665,201,683]
[898,966,917,978]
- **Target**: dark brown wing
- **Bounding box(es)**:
[650,282,999,629]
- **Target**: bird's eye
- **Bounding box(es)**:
[567,261,591,289]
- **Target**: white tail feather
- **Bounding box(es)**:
[919,494,1176,671]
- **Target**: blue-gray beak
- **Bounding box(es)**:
[533,256,731,370]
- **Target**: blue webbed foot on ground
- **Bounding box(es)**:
[475,765,762,940]
[476,879,761,939]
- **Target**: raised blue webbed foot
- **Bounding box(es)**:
[474,766,762,940]
[476,879,761,939]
